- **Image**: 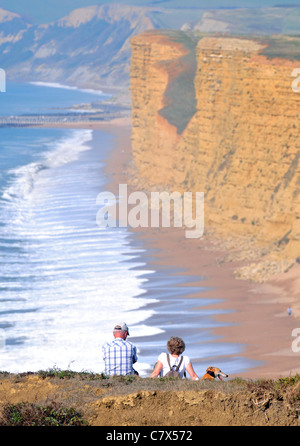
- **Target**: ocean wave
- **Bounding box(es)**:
[0,127,159,375]
[1,129,93,202]
[29,81,104,96]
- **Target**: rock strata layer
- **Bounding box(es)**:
[130,31,300,282]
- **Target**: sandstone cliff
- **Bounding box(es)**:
[130,31,300,282]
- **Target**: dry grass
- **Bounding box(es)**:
[0,401,87,426]
[1,370,300,425]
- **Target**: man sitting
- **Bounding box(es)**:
[102,322,138,376]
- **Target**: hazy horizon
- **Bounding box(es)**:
[1,0,299,24]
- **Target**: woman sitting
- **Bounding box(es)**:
[150,336,199,380]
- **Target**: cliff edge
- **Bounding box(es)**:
[130,31,300,284]
[1,373,300,426]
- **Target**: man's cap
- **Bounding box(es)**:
[113,322,130,335]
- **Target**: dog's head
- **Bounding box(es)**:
[206,366,228,381]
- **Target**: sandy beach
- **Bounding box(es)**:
[42,117,300,380]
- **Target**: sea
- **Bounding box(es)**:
[0,81,261,377]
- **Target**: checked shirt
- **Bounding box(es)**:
[102,338,138,376]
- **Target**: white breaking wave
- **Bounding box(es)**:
[30,81,104,96]
[0,129,160,375]
[2,129,93,203]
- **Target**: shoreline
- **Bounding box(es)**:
[36,117,300,380]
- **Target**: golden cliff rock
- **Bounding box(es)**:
[130,30,300,281]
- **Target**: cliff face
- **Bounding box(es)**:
[130,31,300,281]
[130,32,187,186]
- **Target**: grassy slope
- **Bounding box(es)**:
[0,370,300,426]
[260,35,300,60]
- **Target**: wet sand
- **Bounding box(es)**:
[41,117,300,380]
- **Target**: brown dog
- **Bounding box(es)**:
[201,366,228,381]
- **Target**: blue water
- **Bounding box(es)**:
[0,82,261,377]
[0,82,162,373]
[1,80,108,116]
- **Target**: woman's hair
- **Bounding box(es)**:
[167,336,185,355]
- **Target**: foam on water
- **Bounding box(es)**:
[30,81,104,96]
[0,78,263,377]
[0,128,161,374]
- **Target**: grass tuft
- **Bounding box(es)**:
[37,367,108,381]
[0,401,88,426]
